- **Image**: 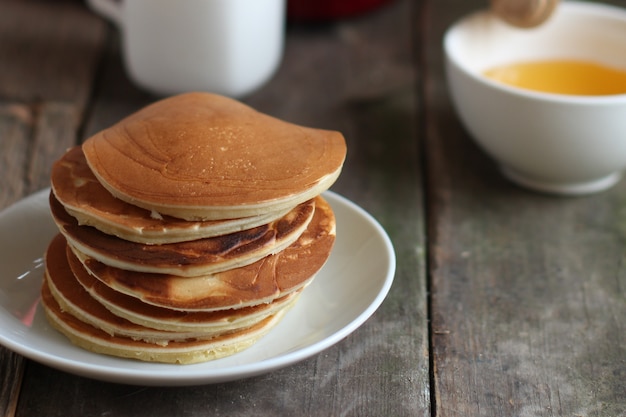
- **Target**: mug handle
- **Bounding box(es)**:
[85,0,123,25]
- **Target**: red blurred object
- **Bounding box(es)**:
[287,0,394,21]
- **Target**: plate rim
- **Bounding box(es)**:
[0,189,395,385]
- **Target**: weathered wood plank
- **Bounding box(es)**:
[0,0,106,106]
[0,339,23,417]
[25,102,83,194]
[423,1,626,416]
[0,104,32,208]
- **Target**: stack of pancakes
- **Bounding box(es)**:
[41,92,346,364]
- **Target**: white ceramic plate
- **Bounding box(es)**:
[0,189,395,386]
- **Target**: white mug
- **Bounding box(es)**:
[86,0,286,97]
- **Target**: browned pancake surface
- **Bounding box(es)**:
[51,146,290,244]
[41,279,285,364]
[82,92,346,220]
[76,196,336,311]
[51,192,315,277]
[44,233,290,329]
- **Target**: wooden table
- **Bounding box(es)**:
[1,0,624,415]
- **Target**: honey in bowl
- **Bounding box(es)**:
[484,60,626,95]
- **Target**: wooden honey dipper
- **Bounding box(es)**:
[490,0,560,27]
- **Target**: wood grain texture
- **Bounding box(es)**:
[0,349,23,417]
[0,0,106,105]
[423,1,626,416]
[0,103,31,208]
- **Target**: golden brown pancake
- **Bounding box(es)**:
[41,279,288,364]
[45,234,299,338]
[82,92,346,221]
[51,192,315,277]
[45,271,197,345]
[51,146,291,244]
[72,196,336,312]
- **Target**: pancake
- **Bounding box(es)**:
[45,233,299,337]
[51,146,291,244]
[51,192,315,277]
[45,269,203,345]
[41,279,288,364]
[82,92,346,221]
[72,196,336,312]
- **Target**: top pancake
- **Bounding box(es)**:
[82,92,347,221]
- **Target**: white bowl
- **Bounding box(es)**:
[444,1,626,195]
